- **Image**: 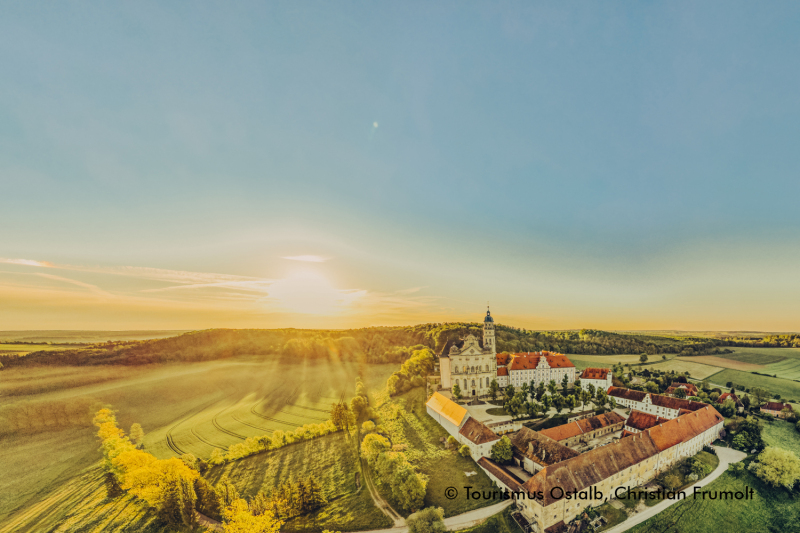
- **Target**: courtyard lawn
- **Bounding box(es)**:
[762,419,800,456]
[207,432,391,532]
[626,471,800,533]
[596,502,627,531]
[373,388,498,517]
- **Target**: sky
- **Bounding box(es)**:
[1,2,799,331]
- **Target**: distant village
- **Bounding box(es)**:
[426,310,747,533]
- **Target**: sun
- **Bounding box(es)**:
[266,270,363,315]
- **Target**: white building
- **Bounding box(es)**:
[438,309,497,398]
[608,387,708,419]
[579,367,612,392]
[425,391,469,438]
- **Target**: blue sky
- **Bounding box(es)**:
[1,2,799,330]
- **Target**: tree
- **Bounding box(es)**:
[547,380,557,396]
[330,402,354,432]
[362,420,376,433]
[674,388,687,399]
[719,398,736,418]
[452,382,462,401]
[488,379,499,401]
[520,382,530,400]
[561,374,569,396]
[490,436,513,464]
[222,498,283,533]
[446,435,457,450]
[566,395,577,412]
[216,475,240,509]
[458,444,471,458]
[361,434,391,466]
[505,384,516,400]
[129,423,145,448]
[406,506,446,533]
[595,390,608,408]
[195,477,223,521]
[587,383,595,398]
[579,390,591,412]
[751,447,800,489]
[553,395,565,414]
[391,461,428,512]
[536,382,545,401]
[639,353,648,364]
[742,395,751,410]
[645,381,659,394]
[661,355,667,361]
[542,394,553,414]
[751,387,770,407]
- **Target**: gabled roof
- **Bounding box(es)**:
[439,336,485,358]
[496,352,512,366]
[650,394,707,412]
[762,401,792,411]
[477,457,523,492]
[507,351,575,371]
[522,431,661,506]
[718,393,743,406]
[497,367,509,376]
[608,387,647,402]
[459,418,500,445]
[508,427,579,467]
[645,406,723,451]
[539,412,625,442]
[625,410,668,431]
[581,368,610,380]
[665,382,698,395]
[425,392,468,427]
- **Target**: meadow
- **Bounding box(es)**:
[0,356,396,529]
[373,387,498,517]
[625,471,800,533]
[708,369,800,402]
[762,420,800,456]
[207,432,391,532]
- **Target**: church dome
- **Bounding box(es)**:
[484,309,493,323]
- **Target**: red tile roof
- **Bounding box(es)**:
[523,406,724,507]
[496,352,512,366]
[539,412,625,442]
[459,418,500,445]
[581,368,610,380]
[665,382,698,396]
[650,394,707,412]
[509,428,579,467]
[507,351,575,371]
[477,457,523,492]
[645,406,723,451]
[762,402,792,411]
[497,367,509,376]
[608,387,647,402]
[625,410,668,431]
[718,393,742,406]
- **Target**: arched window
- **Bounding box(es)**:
[471,379,475,387]
[485,365,489,372]
[471,366,475,373]
[463,379,467,389]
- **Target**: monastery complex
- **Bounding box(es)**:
[426,310,725,533]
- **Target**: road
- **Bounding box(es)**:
[346,500,512,533]
[602,445,747,533]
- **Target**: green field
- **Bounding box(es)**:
[763,420,800,457]
[626,471,800,533]
[645,359,724,380]
[707,369,800,402]
[716,347,800,380]
[0,357,396,528]
[207,432,391,532]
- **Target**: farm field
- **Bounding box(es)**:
[707,369,800,403]
[207,432,390,532]
[0,357,396,526]
[763,420,800,457]
[0,343,80,357]
[567,354,673,366]
[705,347,800,380]
[685,356,765,372]
[0,330,191,343]
[626,471,800,533]
[645,359,723,380]
[0,467,167,533]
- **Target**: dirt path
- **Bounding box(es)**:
[345,500,512,533]
[360,458,405,527]
[196,511,223,531]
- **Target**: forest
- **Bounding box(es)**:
[1,323,789,369]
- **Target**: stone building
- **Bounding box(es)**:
[538,411,626,448]
[579,367,612,392]
[608,387,707,419]
[438,309,497,397]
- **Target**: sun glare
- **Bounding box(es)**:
[266,271,363,315]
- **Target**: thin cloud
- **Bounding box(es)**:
[0,258,54,267]
[281,255,330,263]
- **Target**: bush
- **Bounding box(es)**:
[459,445,471,458]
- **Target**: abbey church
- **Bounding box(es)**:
[438,309,576,398]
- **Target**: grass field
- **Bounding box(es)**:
[763,420,800,457]
[645,359,724,380]
[0,357,396,527]
[0,330,191,343]
[626,471,800,533]
[685,356,765,372]
[206,432,391,532]
[707,369,800,402]
[454,506,523,533]
[0,467,167,533]
[705,348,800,380]
[374,387,498,517]
[0,343,80,356]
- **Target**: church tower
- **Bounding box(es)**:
[483,307,496,355]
